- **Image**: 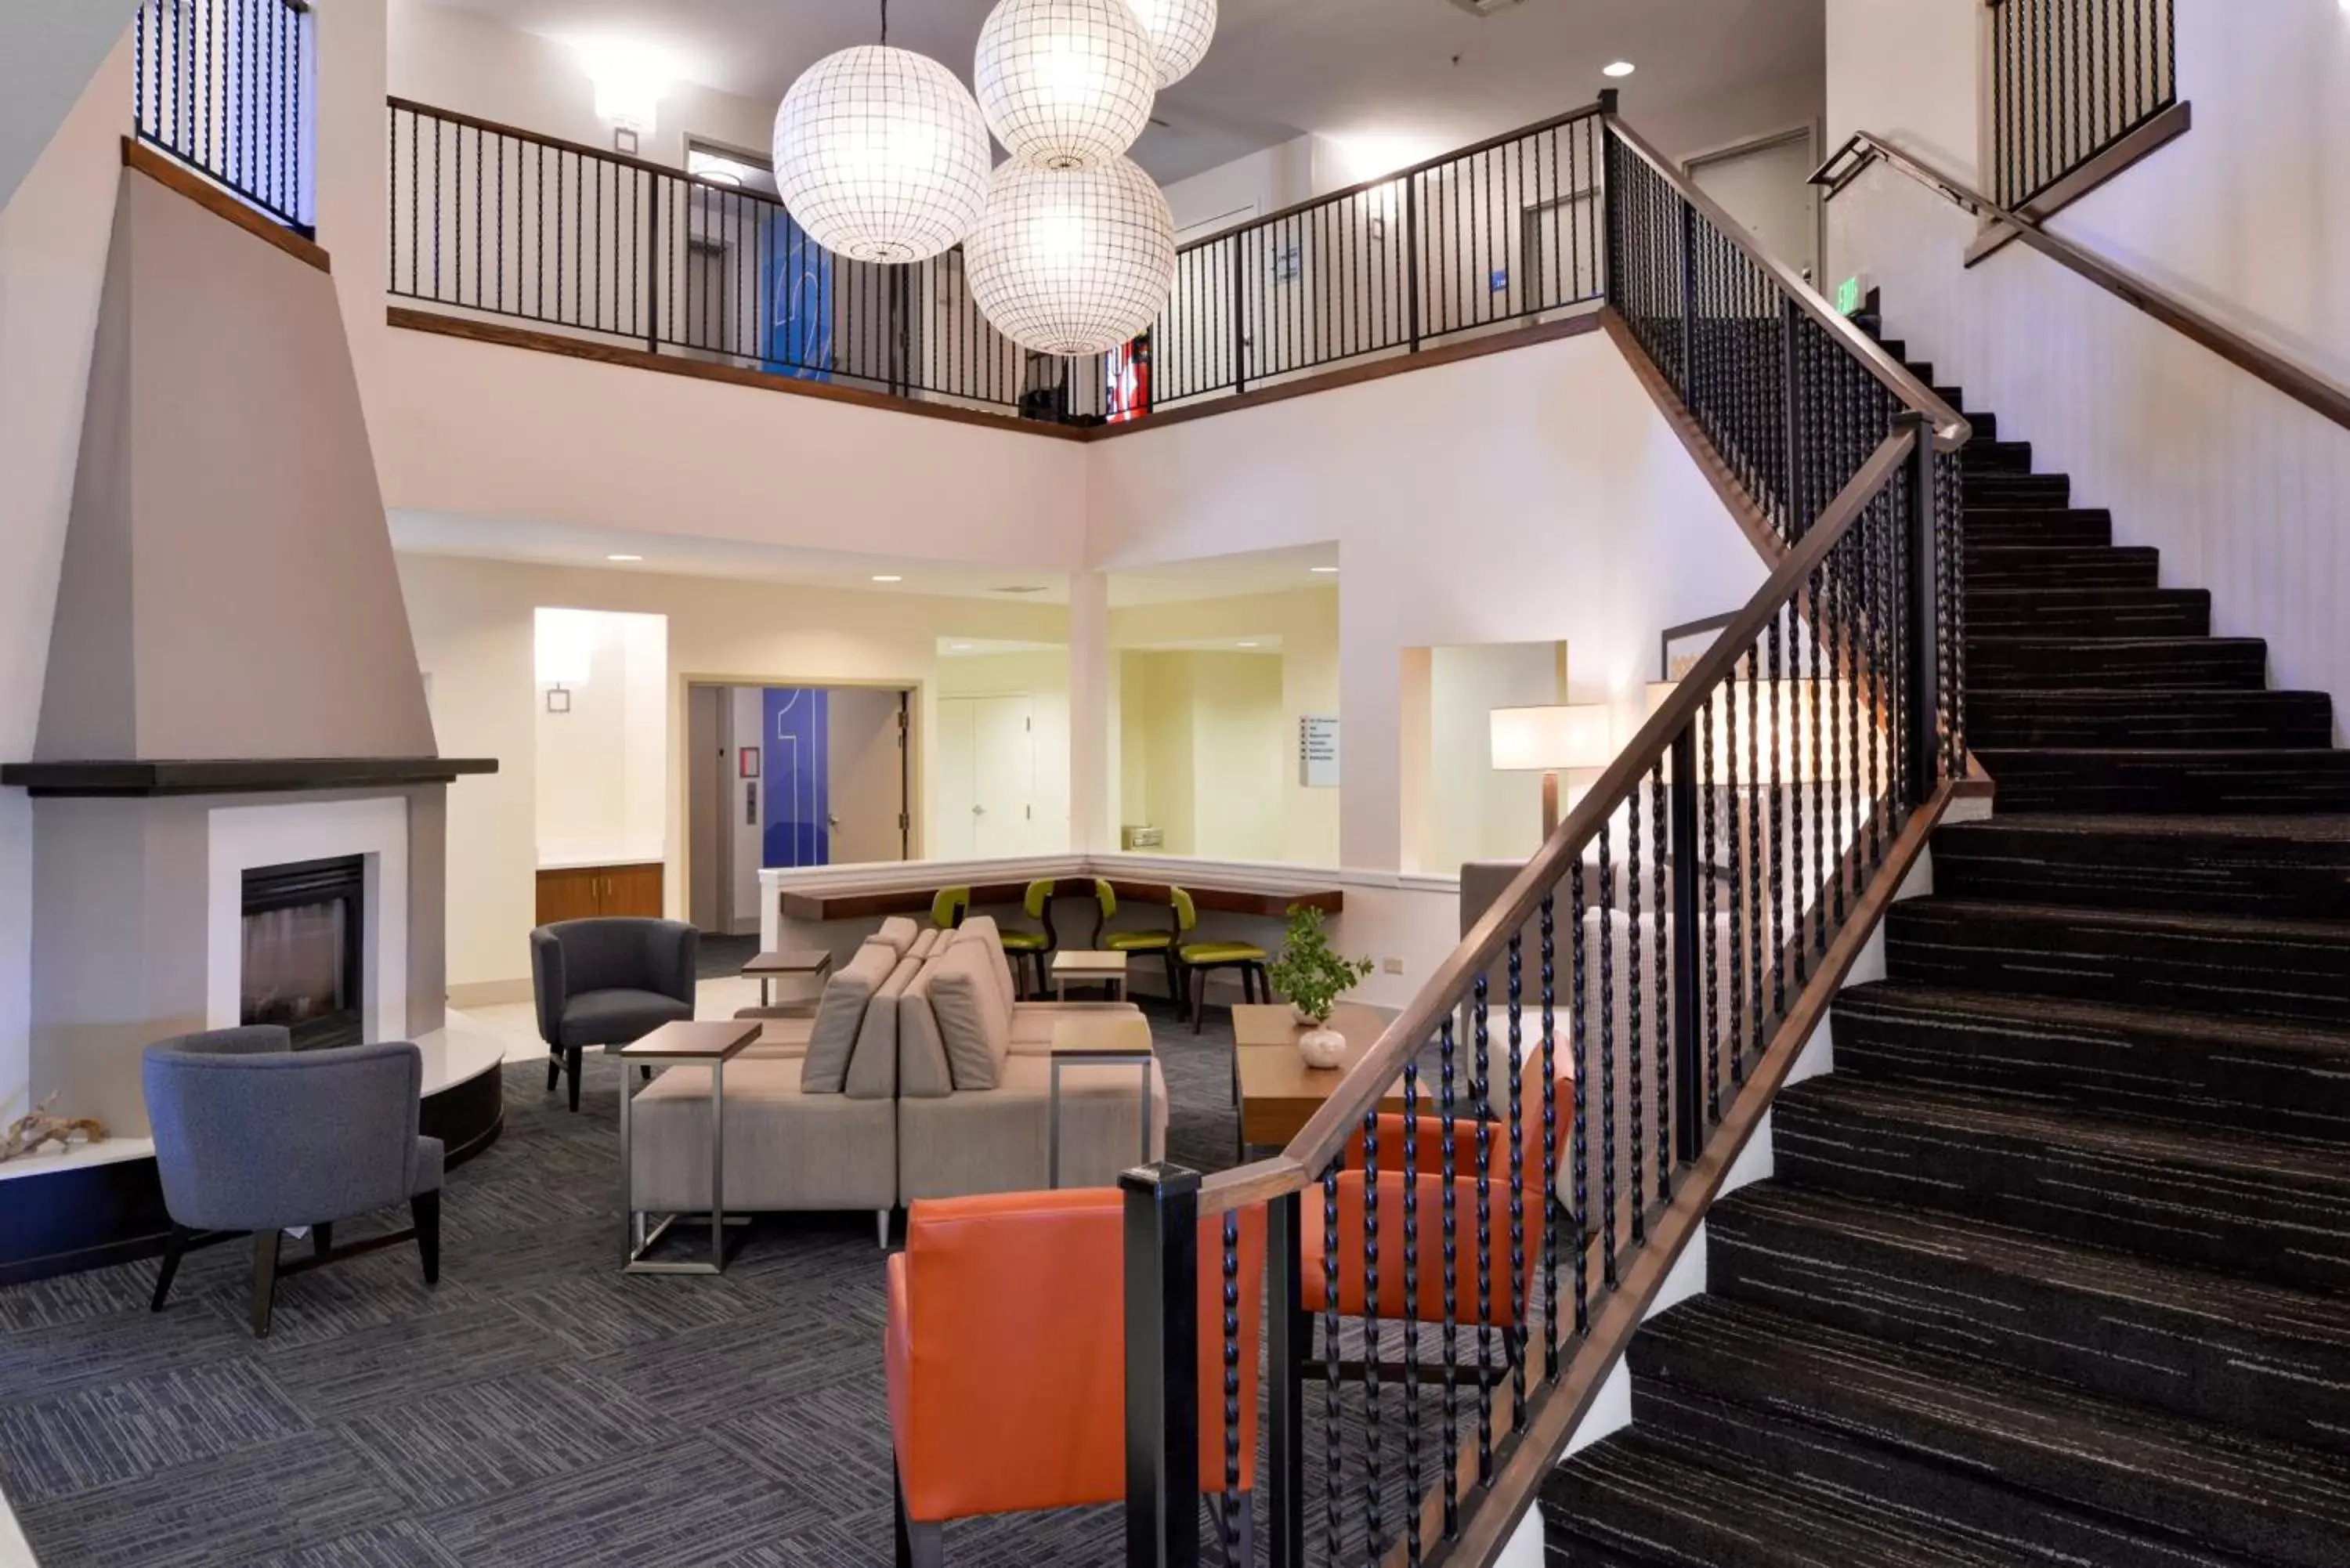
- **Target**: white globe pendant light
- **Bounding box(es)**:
[772,34,991,264]
[967,157,1176,355]
[974,0,1158,171]
[1124,0,1217,87]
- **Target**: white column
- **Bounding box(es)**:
[1068,569,1112,854]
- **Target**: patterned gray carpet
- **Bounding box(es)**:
[0,1008,1521,1566]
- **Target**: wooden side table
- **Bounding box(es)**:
[1047,1014,1156,1187]
[743,948,832,1008]
[618,1020,759,1274]
[1050,949,1130,1002]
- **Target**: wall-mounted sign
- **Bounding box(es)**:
[1298,714,1340,788]
[1489,267,1509,294]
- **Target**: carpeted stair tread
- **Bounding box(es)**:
[1707,1184,2350,1456]
[1961,439,2034,472]
[1965,688,2334,749]
[1962,506,2106,544]
[1542,1431,2041,1567]
[1885,895,2350,1024]
[1965,552,2159,591]
[1831,978,2350,1140]
[1932,813,2350,917]
[1773,1075,2350,1291]
[1965,472,2070,507]
[1974,747,2350,814]
[1966,637,2265,690]
[1626,1296,2350,1568]
[1964,587,2208,637]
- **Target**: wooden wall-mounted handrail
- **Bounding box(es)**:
[1813,130,2350,436]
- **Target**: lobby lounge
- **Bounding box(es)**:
[8,1,2350,1566]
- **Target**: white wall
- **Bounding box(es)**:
[0,28,132,1116]
[729,686,765,927]
[1827,0,2350,731]
[1089,327,1771,877]
[532,608,668,866]
[399,553,1069,992]
[389,0,776,173]
[0,1,136,214]
[1425,642,1564,873]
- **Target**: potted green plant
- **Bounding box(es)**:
[1264,905,1376,1069]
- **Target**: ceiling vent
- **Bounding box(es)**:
[1447,0,1528,14]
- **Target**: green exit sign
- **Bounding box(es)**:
[1835,276,1863,315]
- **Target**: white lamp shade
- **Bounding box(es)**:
[772,45,992,264]
[967,156,1176,354]
[975,0,1159,170]
[1490,704,1613,772]
[1646,680,1875,783]
[1124,0,1217,86]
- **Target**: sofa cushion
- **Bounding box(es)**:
[801,941,899,1094]
[630,1059,896,1212]
[898,950,957,1100]
[872,916,921,956]
[559,988,692,1050]
[953,916,1020,1027]
[844,953,923,1101]
[898,1053,1167,1201]
[931,943,1011,1091]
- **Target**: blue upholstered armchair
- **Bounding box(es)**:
[531,918,699,1111]
[143,1027,443,1338]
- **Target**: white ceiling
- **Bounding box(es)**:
[389,510,1340,606]
[424,0,1824,182]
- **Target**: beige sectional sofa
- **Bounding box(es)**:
[627,916,1166,1241]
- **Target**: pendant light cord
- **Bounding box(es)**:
[879,0,888,46]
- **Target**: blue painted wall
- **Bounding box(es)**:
[761,688,830,868]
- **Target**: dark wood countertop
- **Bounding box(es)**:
[777,874,1342,923]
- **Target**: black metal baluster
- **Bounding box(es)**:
[1807,566,1826,966]
[1726,655,1746,1087]
[1506,934,1527,1433]
[1401,1059,1422,1568]
[1626,771,1646,1241]
[1569,863,1589,1336]
[1540,892,1559,1382]
[1322,1159,1343,1566]
[1220,1210,1242,1566]
[1701,698,1719,1119]
[1437,1016,1459,1540]
[1650,762,1669,1201]
[1767,605,1787,1023]
[1597,822,1618,1288]
[1361,1108,1382,1561]
[1471,968,1493,1487]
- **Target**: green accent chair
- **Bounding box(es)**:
[1171,886,1270,1034]
[1092,879,1180,1004]
[931,887,971,930]
[996,880,1057,999]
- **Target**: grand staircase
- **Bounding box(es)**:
[1538,311,2350,1565]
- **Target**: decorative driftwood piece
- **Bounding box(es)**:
[0,1094,107,1163]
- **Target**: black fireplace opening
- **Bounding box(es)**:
[241,854,366,1050]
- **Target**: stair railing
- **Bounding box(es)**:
[1116,110,1972,1568]
[1983,0,2179,217]
[1812,129,2350,437]
[132,0,313,236]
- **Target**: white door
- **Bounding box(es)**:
[1691,132,1818,281]
[937,695,1035,858]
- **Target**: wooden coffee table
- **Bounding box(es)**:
[742,948,831,1008]
[617,1020,759,1275]
[1231,1003,1532,1155]
[1050,949,1130,1002]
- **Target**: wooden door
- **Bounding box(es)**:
[828,687,909,865]
[602,863,665,918]
[535,867,602,926]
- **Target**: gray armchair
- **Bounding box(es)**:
[143,1026,443,1338]
[532,918,699,1111]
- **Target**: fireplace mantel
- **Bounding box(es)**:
[2,757,497,797]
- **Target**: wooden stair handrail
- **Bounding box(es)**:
[1813,130,2350,435]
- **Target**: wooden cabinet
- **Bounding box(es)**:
[537,862,665,925]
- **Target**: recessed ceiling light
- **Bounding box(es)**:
[1603,60,1636,78]
[1236,641,1260,649]
[1310,565,1339,574]
[872,574,903,583]
[949,642,974,652]
[606,553,643,562]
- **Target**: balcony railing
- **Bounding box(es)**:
[1985,0,2178,212]
[134,0,313,235]
[385,97,1607,425]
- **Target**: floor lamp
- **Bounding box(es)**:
[1490,703,1614,843]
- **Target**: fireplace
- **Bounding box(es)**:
[241,855,366,1050]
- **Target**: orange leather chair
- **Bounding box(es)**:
[888,1189,1267,1565]
[1307,1086,1563,1329]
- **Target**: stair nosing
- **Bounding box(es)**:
[1897,894,2350,942]
[1838,978,2350,1059]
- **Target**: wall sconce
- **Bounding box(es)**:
[1490,703,1614,840]
[580,42,667,150]
[535,609,595,714]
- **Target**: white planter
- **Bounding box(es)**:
[1297,1025,1347,1070]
